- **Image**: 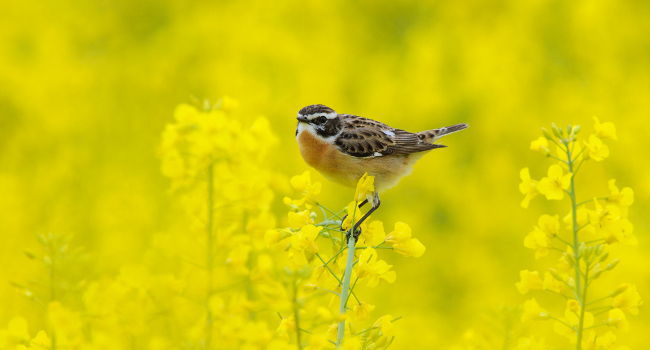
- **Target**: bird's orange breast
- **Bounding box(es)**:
[297,130,330,168]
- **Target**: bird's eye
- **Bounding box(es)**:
[314,116,327,124]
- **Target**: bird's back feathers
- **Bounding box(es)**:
[333,116,465,158]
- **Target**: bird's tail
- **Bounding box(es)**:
[417,123,469,143]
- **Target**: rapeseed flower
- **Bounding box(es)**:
[612,284,642,315]
[530,136,550,154]
[537,165,571,200]
[516,270,543,294]
[356,248,397,287]
[593,117,617,141]
[518,121,640,349]
[521,298,548,322]
[584,135,609,162]
[519,168,539,208]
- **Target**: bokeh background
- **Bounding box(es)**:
[1,0,649,348]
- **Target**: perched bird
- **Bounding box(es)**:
[295,104,468,231]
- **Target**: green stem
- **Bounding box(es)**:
[293,280,303,350]
[206,163,215,350]
[336,235,357,347]
[566,143,585,350]
[577,265,589,349]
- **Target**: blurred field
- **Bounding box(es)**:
[1,0,649,349]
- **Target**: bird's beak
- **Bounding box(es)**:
[297,116,309,123]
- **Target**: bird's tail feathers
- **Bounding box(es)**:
[418,123,469,143]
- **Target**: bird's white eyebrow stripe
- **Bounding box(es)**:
[382,130,395,136]
[301,112,338,120]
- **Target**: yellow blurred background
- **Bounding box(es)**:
[1,0,649,349]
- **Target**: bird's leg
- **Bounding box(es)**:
[346,193,381,242]
[339,199,369,231]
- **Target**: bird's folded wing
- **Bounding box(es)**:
[334,116,441,158]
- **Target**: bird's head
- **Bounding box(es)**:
[296,104,341,139]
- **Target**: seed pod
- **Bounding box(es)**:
[605,259,620,271]
[599,252,609,262]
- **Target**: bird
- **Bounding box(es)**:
[295,104,468,233]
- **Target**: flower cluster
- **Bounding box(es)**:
[266,171,426,348]
[517,120,641,349]
[0,100,425,349]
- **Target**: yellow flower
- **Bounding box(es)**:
[291,171,321,193]
[537,214,560,236]
[287,225,321,265]
[264,229,285,247]
[523,233,548,259]
[284,171,322,207]
[385,221,425,257]
[385,221,412,244]
[361,220,386,247]
[584,135,610,161]
[588,201,636,245]
[354,173,375,203]
[287,210,313,229]
[524,215,560,258]
[521,298,548,322]
[607,179,634,209]
[537,165,571,200]
[30,331,52,348]
[613,284,642,315]
[530,136,550,154]
[341,336,362,350]
[393,237,426,257]
[523,228,549,259]
[593,117,617,140]
[607,308,628,330]
[372,315,395,338]
[516,270,543,294]
[519,168,538,208]
[543,271,565,294]
[350,302,375,323]
[356,248,396,287]
[594,331,617,349]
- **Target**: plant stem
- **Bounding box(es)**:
[293,280,303,350]
[578,265,590,348]
[566,144,584,350]
[336,234,357,347]
[206,162,215,350]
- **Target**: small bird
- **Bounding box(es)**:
[295,104,468,231]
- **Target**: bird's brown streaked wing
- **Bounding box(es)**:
[334,116,443,158]
[387,129,444,155]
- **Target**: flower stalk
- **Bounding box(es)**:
[566,140,586,349]
[518,120,641,350]
[205,161,215,349]
[336,234,357,347]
